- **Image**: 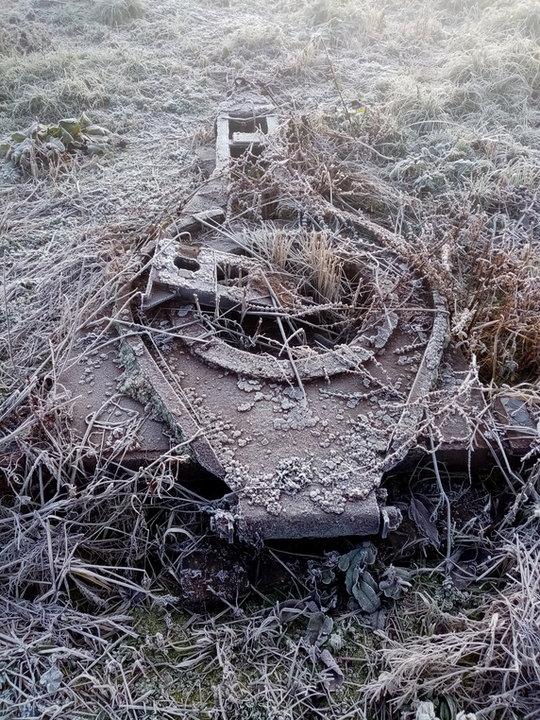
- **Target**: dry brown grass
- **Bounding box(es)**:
[1,0,539,718]
[364,529,540,719]
[92,0,146,26]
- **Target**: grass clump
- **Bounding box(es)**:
[364,531,540,719]
[486,0,540,41]
[304,0,386,47]
[0,50,112,128]
[445,40,540,113]
[92,0,146,26]
[0,23,51,57]
[0,0,539,718]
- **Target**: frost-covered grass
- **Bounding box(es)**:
[0,0,539,718]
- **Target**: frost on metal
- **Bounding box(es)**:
[59,82,536,541]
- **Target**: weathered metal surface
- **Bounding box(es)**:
[58,83,536,541]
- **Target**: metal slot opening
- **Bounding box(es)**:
[174,256,201,273]
[228,116,268,137]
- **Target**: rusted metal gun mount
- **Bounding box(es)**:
[59,84,537,543]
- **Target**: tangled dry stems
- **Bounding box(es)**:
[369,529,540,719]
[2,125,539,719]
[1,0,540,717]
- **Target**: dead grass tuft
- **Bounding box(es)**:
[486,0,540,41]
[0,22,52,56]
[451,229,540,384]
[364,530,540,718]
[92,0,146,27]
[0,0,539,717]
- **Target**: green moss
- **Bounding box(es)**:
[117,339,189,455]
[124,601,384,714]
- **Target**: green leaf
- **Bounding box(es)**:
[79,112,91,130]
[87,142,106,156]
[59,128,75,147]
[10,131,27,143]
[379,565,412,599]
[319,648,344,691]
[35,125,50,141]
[340,543,381,613]
[0,142,11,159]
[338,542,377,573]
[45,137,66,152]
[305,612,333,647]
[338,549,356,573]
[346,566,358,593]
[350,569,381,613]
[59,118,81,136]
[438,696,457,720]
[320,567,335,585]
[85,125,109,136]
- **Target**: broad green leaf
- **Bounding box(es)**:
[59,118,81,136]
[79,112,91,130]
[350,569,381,613]
[87,142,106,156]
[46,138,66,152]
[85,125,109,136]
[338,549,356,572]
[60,128,75,147]
[345,562,360,596]
[338,542,377,573]
[10,132,27,143]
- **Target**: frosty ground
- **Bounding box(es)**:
[0,1,539,719]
